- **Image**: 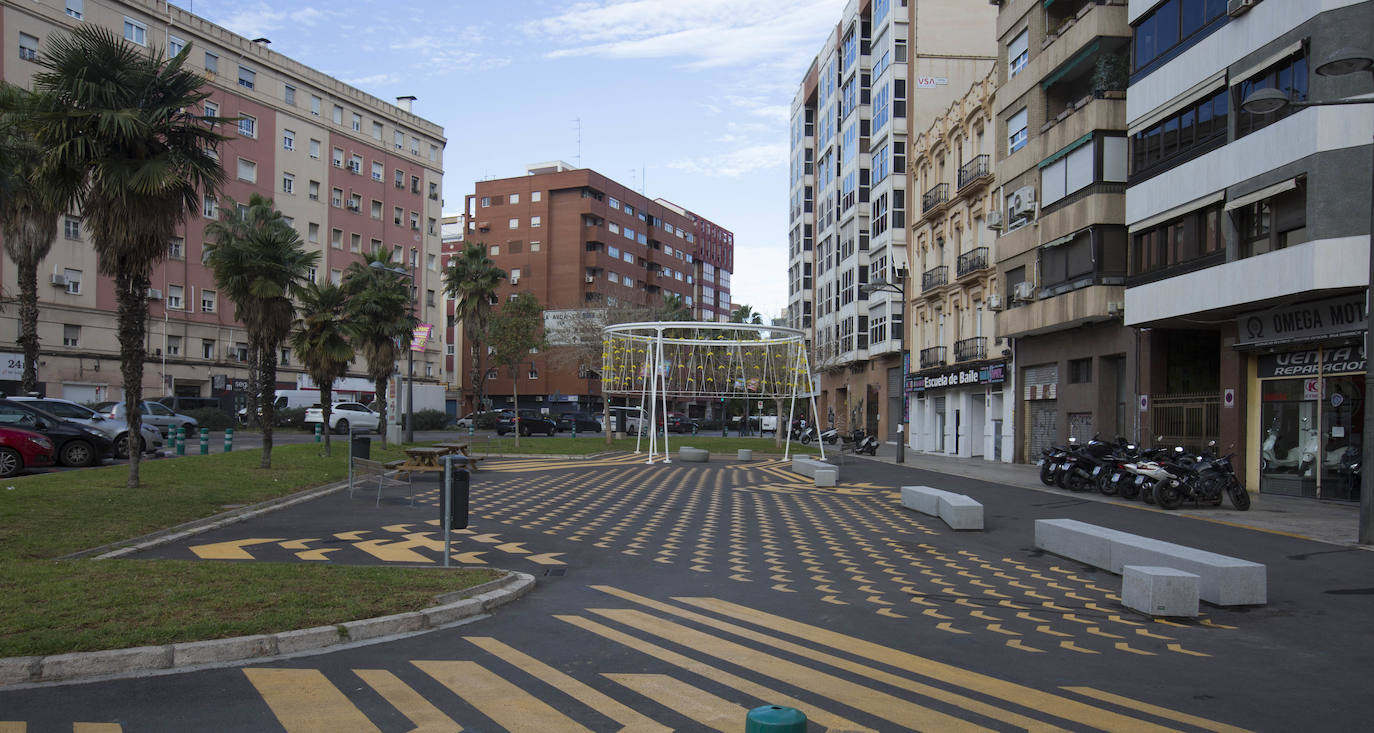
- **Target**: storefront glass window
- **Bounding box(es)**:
[1259,374,1363,500]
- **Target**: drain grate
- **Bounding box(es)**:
[544,568,568,577]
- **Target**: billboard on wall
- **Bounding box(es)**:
[910,361,1008,393]
[1236,295,1365,347]
[544,309,606,346]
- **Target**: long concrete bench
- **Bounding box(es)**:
[1122,565,1199,617]
[900,486,984,530]
[790,456,838,487]
[1034,518,1266,606]
[678,447,709,463]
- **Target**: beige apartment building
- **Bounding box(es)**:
[0,0,446,410]
[990,0,1135,461]
[907,69,1012,461]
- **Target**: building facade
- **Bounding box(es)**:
[1,0,447,409]
[991,0,1137,462]
[1123,0,1373,500]
[908,69,1014,461]
[461,163,734,419]
[787,0,995,444]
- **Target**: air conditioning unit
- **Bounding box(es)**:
[1227,0,1256,17]
[346,202,360,212]
[585,275,595,283]
[1008,186,1038,224]
[49,273,68,287]
[986,210,1003,230]
[1107,301,1123,317]
[1013,281,1036,302]
[147,288,163,300]
[986,293,1003,311]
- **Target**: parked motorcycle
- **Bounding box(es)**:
[843,428,879,456]
[819,426,839,445]
[1039,440,1073,486]
[791,421,818,444]
[1153,442,1251,510]
[1058,437,1116,493]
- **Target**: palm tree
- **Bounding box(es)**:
[442,241,505,414]
[205,194,318,468]
[0,85,71,395]
[32,26,226,488]
[729,304,764,325]
[343,248,417,447]
[658,293,691,321]
[290,282,354,457]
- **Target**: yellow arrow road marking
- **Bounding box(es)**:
[822,595,848,605]
[729,574,751,582]
[1114,642,1155,656]
[986,624,1019,636]
[278,539,317,550]
[1200,618,1237,630]
[1136,628,1175,640]
[936,622,970,635]
[1007,639,1044,653]
[452,551,487,564]
[296,548,339,561]
[334,531,369,541]
[495,542,529,554]
[1167,643,1211,657]
[468,533,503,543]
[381,524,414,533]
[191,538,285,560]
[876,607,906,618]
[1060,641,1099,654]
[1036,625,1072,638]
[526,552,566,566]
[354,539,431,564]
[1087,627,1125,639]
[771,583,795,593]
[922,608,953,620]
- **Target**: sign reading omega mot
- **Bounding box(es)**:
[1236,294,1366,347]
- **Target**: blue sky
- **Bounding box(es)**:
[174,0,844,319]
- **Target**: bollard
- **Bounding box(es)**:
[744,705,807,732]
[572,422,577,439]
[224,427,234,452]
[314,423,322,443]
[176,426,187,456]
[199,427,209,455]
[468,422,474,437]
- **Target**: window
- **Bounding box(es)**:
[509,218,519,229]
[371,161,384,181]
[235,343,250,362]
[168,237,184,259]
[1041,135,1126,206]
[307,266,317,283]
[64,216,81,240]
[429,144,439,161]
[1235,51,1309,138]
[203,100,218,119]
[204,52,217,74]
[350,233,361,252]
[331,228,342,249]
[201,339,215,359]
[1131,88,1227,178]
[332,105,343,124]
[490,245,500,257]
[279,348,290,366]
[351,112,362,132]
[62,268,82,295]
[1235,185,1306,259]
[309,138,321,159]
[167,285,184,309]
[18,33,38,62]
[311,95,322,116]
[426,290,436,307]
[1133,0,1227,72]
[394,207,403,225]
[281,129,295,151]
[1130,202,1224,276]
[429,181,440,200]
[65,1,83,20]
[348,154,362,174]
[410,137,420,155]
[395,169,405,188]
[331,188,343,207]
[394,130,405,149]
[410,212,420,230]
[348,194,361,211]
[283,84,295,105]
[372,121,384,140]
[330,268,342,285]
[371,200,383,219]
[427,253,437,270]
[201,289,216,313]
[307,222,320,243]
[332,148,344,168]
[308,180,320,201]
[237,66,255,90]
[1008,29,1028,77]
[123,17,147,46]
[411,175,421,194]
[236,158,256,183]
[531,216,541,228]
[530,241,541,253]
[1068,358,1093,384]
[238,114,256,138]
[1008,108,1028,153]
[203,194,217,218]
[282,172,294,194]
[510,193,520,205]
[63,324,80,347]
[168,35,184,56]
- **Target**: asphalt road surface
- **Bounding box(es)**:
[4,453,1372,730]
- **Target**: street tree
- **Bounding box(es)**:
[343,249,416,447]
[290,281,354,457]
[442,241,505,415]
[32,26,226,487]
[486,292,545,449]
[205,194,319,468]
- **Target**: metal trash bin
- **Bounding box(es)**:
[351,434,371,460]
[442,454,470,528]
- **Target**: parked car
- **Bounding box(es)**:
[93,401,199,439]
[496,410,558,437]
[0,424,55,478]
[665,411,700,434]
[10,396,162,458]
[0,399,114,467]
[154,396,224,412]
[556,413,604,433]
[304,401,381,435]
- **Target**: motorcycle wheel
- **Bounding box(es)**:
[1065,472,1089,492]
[1119,481,1141,500]
[1141,483,1157,504]
[1056,467,1072,490]
[800,433,812,445]
[1039,461,1056,486]
[1098,475,1119,496]
[1153,479,1185,510]
[1227,479,1252,511]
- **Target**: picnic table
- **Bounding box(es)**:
[434,441,486,470]
[391,446,447,475]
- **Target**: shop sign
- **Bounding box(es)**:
[1236,295,1366,347]
[911,361,1007,393]
[1256,344,1366,378]
[1304,378,1321,400]
[0,353,26,381]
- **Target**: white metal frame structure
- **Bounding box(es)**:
[602,321,822,463]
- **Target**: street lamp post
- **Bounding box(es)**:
[1240,48,1373,543]
[862,269,908,464]
[371,257,418,444]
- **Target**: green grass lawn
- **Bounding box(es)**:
[473,434,823,457]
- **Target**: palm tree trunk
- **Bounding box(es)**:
[17,261,40,395]
[321,385,333,457]
[375,377,389,448]
[258,342,276,469]
[245,346,261,429]
[116,272,149,488]
[512,370,520,450]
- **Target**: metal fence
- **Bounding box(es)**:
[1150,392,1220,452]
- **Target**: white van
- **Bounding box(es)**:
[238,389,323,423]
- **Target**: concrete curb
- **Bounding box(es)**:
[0,569,534,688]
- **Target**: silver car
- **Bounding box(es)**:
[93,401,198,441]
[15,397,164,458]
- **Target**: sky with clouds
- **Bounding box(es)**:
[174,0,843,319]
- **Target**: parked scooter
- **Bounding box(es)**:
[791,420,818,444]
[843,428,879,455]
[1058,436,1117,493]
[1152,442,1252,510]
[819,426,839,445]
[1039,440,1074,486]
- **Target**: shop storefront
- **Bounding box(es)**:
[1241,295,1365,501]
[910,360,1012,461]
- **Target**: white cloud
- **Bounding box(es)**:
[210,4,334,38]
[667,142,787,178]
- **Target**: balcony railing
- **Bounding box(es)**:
[921,265,949,292]
[954,336,988,363]
[920,346,947,370]
[956,247,990,278]
[922,183,949,213]
[957,155,991,190]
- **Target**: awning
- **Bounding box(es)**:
[1224,177,1300,212]
[1038,133,1093,169]
[1129,191,1226,232]
[1042,39,1101,89]
[1041,230,1081,249]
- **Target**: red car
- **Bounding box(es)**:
[0,424,56,478]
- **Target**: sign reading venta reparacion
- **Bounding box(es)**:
[1236,294,1366,347]
[1256,345,1366,378]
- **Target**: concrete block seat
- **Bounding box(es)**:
[737,449,753,461]
[1034,518,1266,606]
[678,447,709,463]
[790,456,839,487]
[1122,565,1200,617]
[900,486,984,530]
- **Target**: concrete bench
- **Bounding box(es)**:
[900,486,984,530]
[814,468,837,487]
[736,449,753,461]
[1034,518,1266,606]
[790,456,840,487]
[678,447,709,463]
[1122,565,1199,617]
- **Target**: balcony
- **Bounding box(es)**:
[957,155,991,191]
[954,337,988,363]
[956,247,990,279]
[921,183,949,214]
[921,265,949,292]
[919,346,947,370]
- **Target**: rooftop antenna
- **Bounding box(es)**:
[573,118,582,167]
